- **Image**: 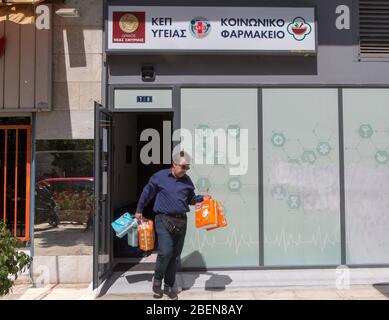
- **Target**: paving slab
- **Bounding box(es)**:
[293,288,342,300]
[211,290,256,300]
[252,289,298,300]
[0,284,33,300]
[336,287,387,300]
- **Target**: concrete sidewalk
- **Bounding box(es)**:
[0,283,92,300]
[3,267,389,300]
[1,283,389,300]
[98,285,389,300]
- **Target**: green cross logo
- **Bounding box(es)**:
[271,132,286,147]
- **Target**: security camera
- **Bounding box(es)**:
[141,64,155,82]
[55,8,80,18]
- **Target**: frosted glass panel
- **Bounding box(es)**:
[180,88,259,268]
[263,89,341,266]
[343,89,389,264]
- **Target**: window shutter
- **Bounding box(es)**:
[359,0,389,60]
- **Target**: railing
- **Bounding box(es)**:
[0,125,31,241]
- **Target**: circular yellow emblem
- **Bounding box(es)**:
[119,13,139,33]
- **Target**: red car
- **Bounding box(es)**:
[36,177,94,195]
[35,177,94,227]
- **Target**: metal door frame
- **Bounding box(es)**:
[93,103,114,289]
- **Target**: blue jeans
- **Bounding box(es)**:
[154,214,187,288]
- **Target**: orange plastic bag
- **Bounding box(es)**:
[206,201,228,231]
[195,198,218,229]
[138,219,155,251]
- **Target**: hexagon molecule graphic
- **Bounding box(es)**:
[375,150,389,164]
[227,177,242,192]
[271,185,287,200]
[316,142,332,156]
[227,124,240,138]
[287,194,301,210]
[271,132,286,148]
[196,177,212,192]
[301,150,317,164]
[358,124,374,139]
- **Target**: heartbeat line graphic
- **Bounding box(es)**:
[187,228,259,255]
[187,226,340,254]
[264,226,340,253]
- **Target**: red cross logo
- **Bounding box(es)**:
[194,22,206,34]
[190,17,211,38]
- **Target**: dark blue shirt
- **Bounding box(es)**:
[136,168,204,215]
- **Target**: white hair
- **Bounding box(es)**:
[172,150,191,164]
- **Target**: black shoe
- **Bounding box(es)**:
[152,278,163,298]
[164,286,178,300]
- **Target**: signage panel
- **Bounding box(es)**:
[107,6,316,53]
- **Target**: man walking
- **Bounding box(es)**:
[135,151,209,300]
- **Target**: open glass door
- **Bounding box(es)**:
[93,102,114,289]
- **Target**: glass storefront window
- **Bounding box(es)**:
[343,89,389,264]
[180,88,260,268]
[263,89,341,266]
[34,139,94,256]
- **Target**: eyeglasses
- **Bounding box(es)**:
[175,163,190,170]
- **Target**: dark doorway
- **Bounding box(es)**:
[112,112,173,259]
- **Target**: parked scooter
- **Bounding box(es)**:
[35,182,60,227]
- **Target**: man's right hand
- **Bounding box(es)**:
[135,212,143,222]
[203,188,211,200]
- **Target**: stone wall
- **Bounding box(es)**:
[36,0,103,140]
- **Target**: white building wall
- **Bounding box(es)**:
[32,0,103,285]
[36,0,103,140]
